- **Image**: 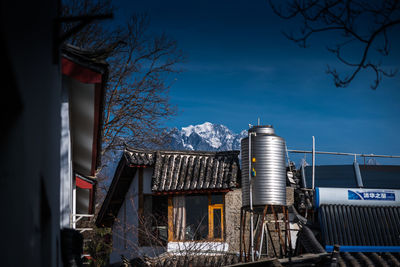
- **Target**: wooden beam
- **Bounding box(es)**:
[168,196,173,242]
[152,189,230,195]
[138,168,144,245]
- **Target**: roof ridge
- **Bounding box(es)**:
[125,146,240,155]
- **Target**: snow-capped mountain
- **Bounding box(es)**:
[99,122,246,190]
[168,122,247,151]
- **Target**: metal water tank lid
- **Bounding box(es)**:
[248,125,275,135]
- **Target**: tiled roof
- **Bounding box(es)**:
[124,147,241,192]
[124,149,155,166]
[109,253,241,267]
[146,253,240,267]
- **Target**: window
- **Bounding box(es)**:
[139,195,168,246]
[168,193,224,241]
[185,195,209,240]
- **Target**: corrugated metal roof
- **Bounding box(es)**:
[319,204,400,249]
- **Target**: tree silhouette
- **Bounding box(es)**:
[269,0,400,89]
[62,0,184,159]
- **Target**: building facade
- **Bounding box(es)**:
[96,147,242,263]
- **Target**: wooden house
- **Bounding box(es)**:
[96,147,242,263]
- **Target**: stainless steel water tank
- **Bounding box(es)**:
[241,125,287,207]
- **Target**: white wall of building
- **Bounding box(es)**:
[143,167,153,194]
[60,79,73,228]
[110,167,166,263]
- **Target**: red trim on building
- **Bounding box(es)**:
[153,189,231,195]
[129,165,149,168]
[76,177,93,189]
[61,57,102,84]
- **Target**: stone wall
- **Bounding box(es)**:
[224,186,295,256]
[224,188,242,252]
[286,186,294,205]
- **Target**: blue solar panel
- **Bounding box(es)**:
[304,165,400,189]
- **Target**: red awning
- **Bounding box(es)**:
[76,176,93,189]
[62,57,102,84]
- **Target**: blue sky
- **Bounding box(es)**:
[115,0,400,165]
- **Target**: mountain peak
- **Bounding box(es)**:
[182,121,217,137]
[169,122,246,151]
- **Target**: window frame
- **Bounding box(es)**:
[209,203,224,241]
[167,193,225,242]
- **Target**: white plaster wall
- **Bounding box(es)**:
[142,167,153,194]
[168,242,229,254]
[60,85,72,228]
[111,170,138,263]
[110,167,166,263]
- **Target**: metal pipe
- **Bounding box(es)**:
[312,136,315,190]
[300,163,307,188]
[288,149,400,158]
[353,161,364,188]
[258,223,265,259]
[285,145,292,171]
[248,132,254,262]
[239,208,243,262]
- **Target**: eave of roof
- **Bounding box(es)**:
[61,43,109,175]
[61,44,108,75]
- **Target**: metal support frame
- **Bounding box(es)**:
[353,160,364,188]
[240,205,295,262]
[288,149,400,159]
[300,164,307,188]
[72,186,76,228]
[312,136,315,190]
[288,138,400,190]
[71,214,94,233]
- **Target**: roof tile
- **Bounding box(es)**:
[125,147,241,192]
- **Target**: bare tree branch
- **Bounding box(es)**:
[269,0,400,89]
[62,0,184,162]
